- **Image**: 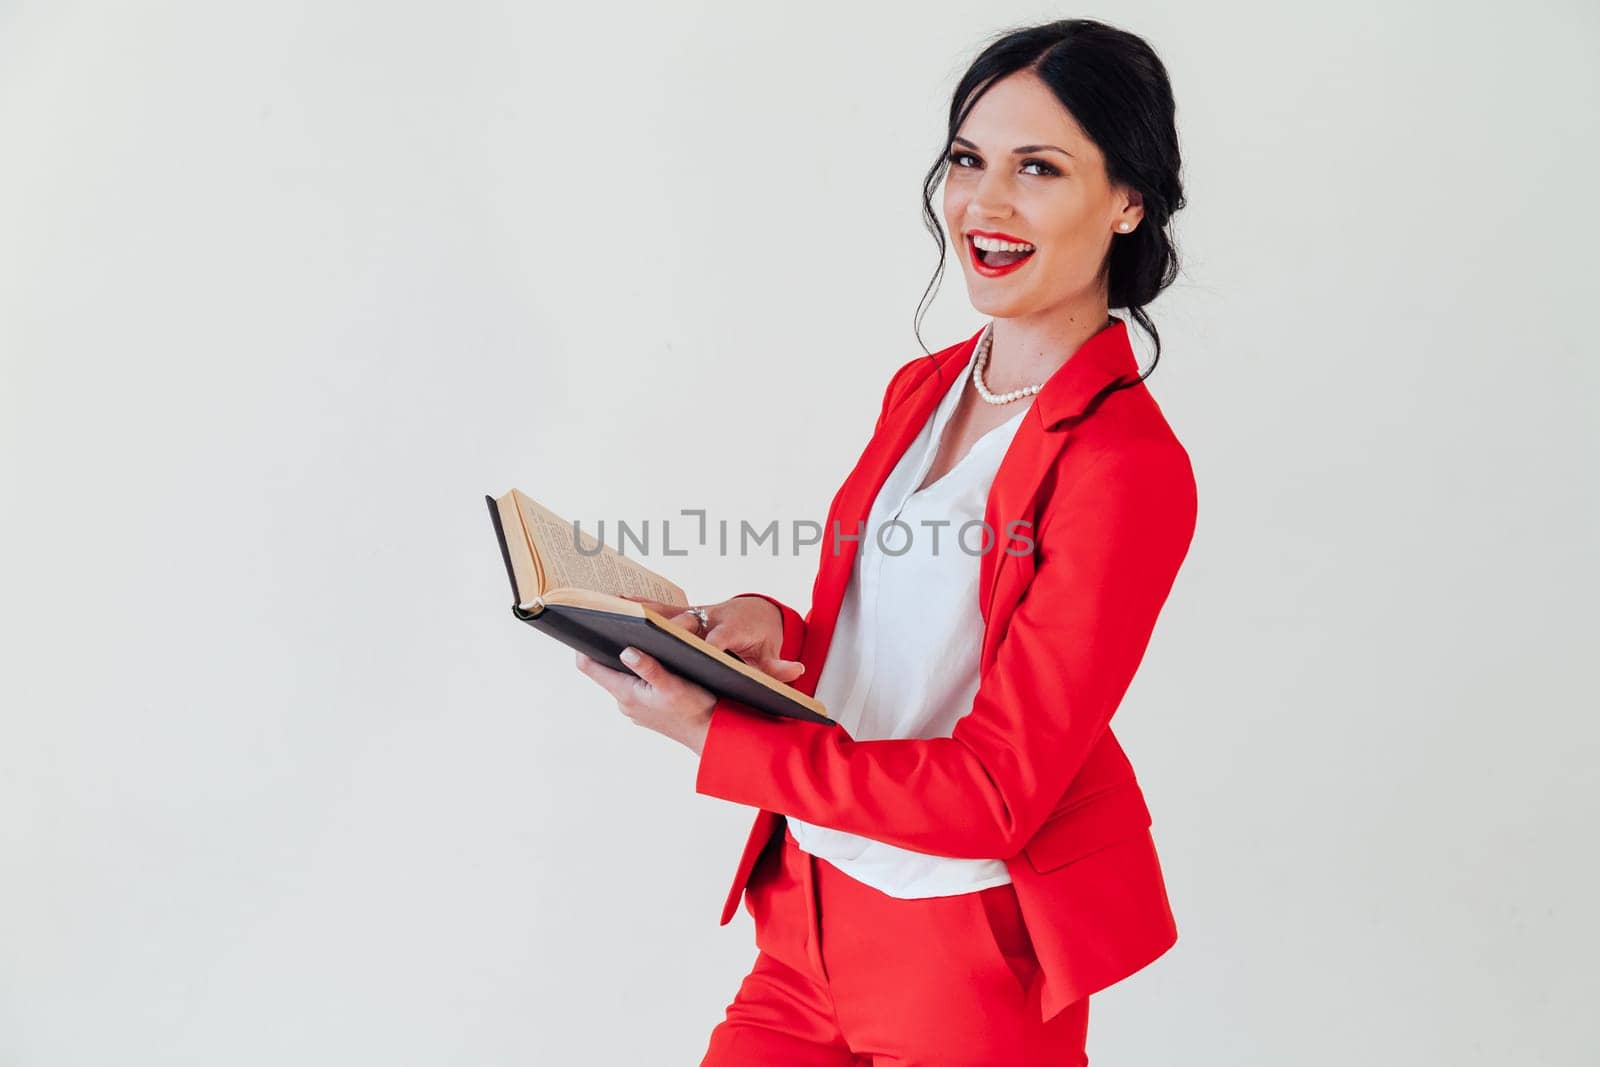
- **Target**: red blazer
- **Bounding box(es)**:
[696,316,1199,1022]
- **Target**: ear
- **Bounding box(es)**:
[1116,190,1145,233]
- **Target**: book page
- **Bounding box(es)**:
[513,491,687,606]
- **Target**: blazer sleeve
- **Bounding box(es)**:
[722,357,931,669]
[695,439,1199,859]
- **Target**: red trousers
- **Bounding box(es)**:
[701,824,1090,1066]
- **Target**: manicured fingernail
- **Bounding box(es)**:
[620,648,640,666]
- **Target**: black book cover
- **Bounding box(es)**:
[486,495,834,727]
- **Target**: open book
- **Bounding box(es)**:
[485,489,832,726]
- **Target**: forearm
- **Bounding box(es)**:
[695,699,1031,857]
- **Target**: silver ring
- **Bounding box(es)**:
[687,606,710,634]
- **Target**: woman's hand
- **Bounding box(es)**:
[574,646,718,755]
[573,594,806,755]
[619,594,806,684]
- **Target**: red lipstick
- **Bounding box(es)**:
[965,230,1036,278]
[967,229,1032,243]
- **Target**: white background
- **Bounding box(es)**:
[2,1,1596,1063]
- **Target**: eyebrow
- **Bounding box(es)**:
[951,136,1073,159]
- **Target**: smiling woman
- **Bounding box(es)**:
[571,16,1195,1066]
[917,24,1187,417]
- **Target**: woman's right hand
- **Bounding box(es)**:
[619,594,806,684]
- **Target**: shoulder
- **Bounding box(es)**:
[1072,375,1193,480]
[883,350,946,404]
[874,339,969,429]
[1041,385,1198,540]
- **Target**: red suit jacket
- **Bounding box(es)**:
[696,317,1199,1022]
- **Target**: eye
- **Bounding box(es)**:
[945,150,1060,177]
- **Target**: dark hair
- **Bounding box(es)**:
[915,18,1187,417]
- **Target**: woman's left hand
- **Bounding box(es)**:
[574,646,717,755]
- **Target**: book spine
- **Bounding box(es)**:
[485,495,522,605]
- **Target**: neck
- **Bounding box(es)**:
[984,301,1117,390]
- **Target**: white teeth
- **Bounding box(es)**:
[971,235,1035,253]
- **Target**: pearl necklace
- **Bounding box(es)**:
[971,323,1045,405]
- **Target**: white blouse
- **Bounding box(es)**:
[787,324,1034,898]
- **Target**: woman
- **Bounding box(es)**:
[576,18,1195,1065]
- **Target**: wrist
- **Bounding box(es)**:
[733,594,782,633]
[687,711,713,756]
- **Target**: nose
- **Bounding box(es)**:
[968,172,1014,222]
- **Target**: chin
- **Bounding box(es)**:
[966,287,1032,320]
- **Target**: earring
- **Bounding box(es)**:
[1118,222,1131,232]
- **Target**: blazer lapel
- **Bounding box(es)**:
[791,333,976,694]
[979,317,1142,669]
[797,317,1142,696]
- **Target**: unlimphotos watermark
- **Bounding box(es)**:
[564,509,1035,559]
